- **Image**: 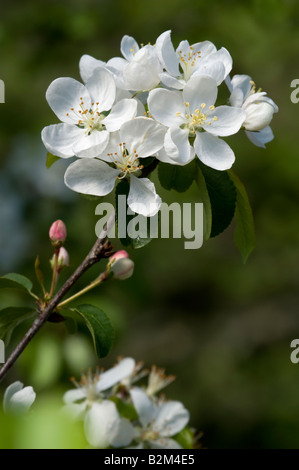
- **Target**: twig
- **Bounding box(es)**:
[0,211,115,384]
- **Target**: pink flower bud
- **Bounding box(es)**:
[49,220,67,246]
[50,247,70,272]
[108,250,134,280]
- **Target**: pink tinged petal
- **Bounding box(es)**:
[153,401,190,437]
[128,176,162,217]
[121,35,140,61]
[64,158,120,196]
[155,30,180,76]
[245,126,274,148]
[41,123,84,158]
[120,117,166,157]
[194,132,235,171]
[183,75,218,113]
[164,127,192,165]
[72,130,110,158]
[84,401,120,448]
[150,438,183,449]
[148,88,185,128]
[159,72,186,90]
[63,388,87,404]
[96,357,136,392]
[85,68,116,111]
[46,77,91,124]
[103,98,137,132]
[130,387,155,428]
[79,54,106,83]
[202,106,246,137]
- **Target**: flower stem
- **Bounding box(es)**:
[0,211,115,384]
[57,273,106,309]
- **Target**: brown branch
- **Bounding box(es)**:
[0,211,116,384]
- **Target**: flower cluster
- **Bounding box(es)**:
[63,357,193,449]
[42,31,278,217]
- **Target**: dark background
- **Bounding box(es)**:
[0,0,299,449]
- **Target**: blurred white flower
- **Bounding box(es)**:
[3,381,36,414]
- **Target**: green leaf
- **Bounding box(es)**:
[115,180,153,249]
[173,427,194,449]
[197,161,237,237]
[158,160,197,193]
[46,152,61,169]
[228,171,256,263]
[195,165,212,241]
[110,396,138,421]
[0,273,33,293]
[71,304,114,358]
[0,307,35,344]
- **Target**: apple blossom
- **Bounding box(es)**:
[3,381,36,414]
[107,250,134,280]
[41,67,137,159]
[64,117,166,217]
[49,219,67,246]
[148,74,246,170]
[156,30,232,89]
[227,74,278,147]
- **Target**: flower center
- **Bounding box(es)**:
[177,46,201,81]
[107,142,144,178]
[71,370,101,404]
[180,102,218,135]
[66,98,105,134]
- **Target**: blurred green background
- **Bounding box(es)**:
[1,0,299,449]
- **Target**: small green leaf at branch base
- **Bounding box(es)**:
[0,307,35,345]
[0,273,33,294]
[71,304,114,358]
[228,171,256,263]
[46,152,61,169]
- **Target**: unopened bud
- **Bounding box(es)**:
[50,246,70,272]
[49,220,67,247]
[108,250,134,280]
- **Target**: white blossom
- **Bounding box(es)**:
[3,381,36,414]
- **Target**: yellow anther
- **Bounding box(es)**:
[209,105,215,110]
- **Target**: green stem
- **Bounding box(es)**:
[57,273,106,309]
[49,249,59,298]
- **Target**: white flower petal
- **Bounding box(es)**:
[4,383,36,414]
[230,74,252,98]
[46,77,90,124]
[159,72,185,90]
[194,132,235,171]
[193,61,225,86]
[63,388,87,404]
[103,98,137,132]
[84,401,120,448]
[121,35,140,61]
[110,418,137,448]
[184,75,218,112]
[41,123,84,158]
[72,130,110,158]
[150,438,183,449]
[202,106,246,136]
[120,117,166,157]
[79,54,106,83]
[243,101,276,131]
[245,126,274,148]
[200,47,232,82]
[157,147,194,166]
[85,68,116,111]
[156,30,179,77]
[62,402,88,420]
[96,357,136,392]
[128,176,162,217]
[154,401,189,437]
[130,387,155,428]
[3,381,24,413]
[148,88,185,128]
[64,158,120,196]
[164,127,192,164]
[123,45,161,91]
